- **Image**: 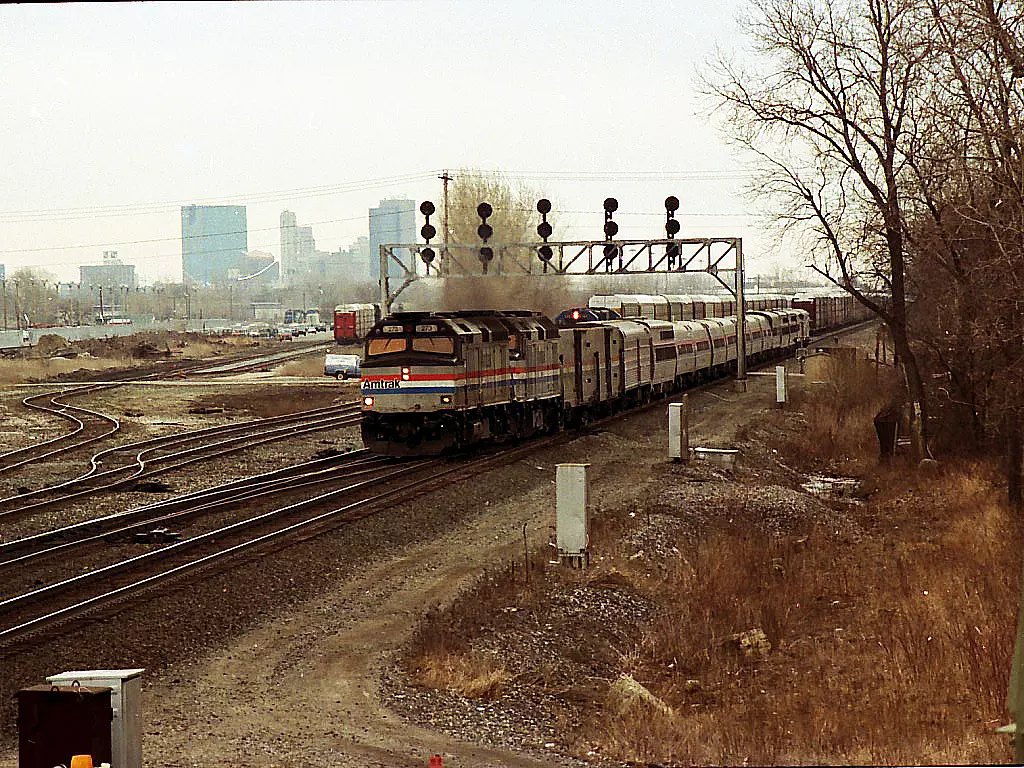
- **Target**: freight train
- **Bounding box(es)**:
[358,291,873,455]
[333,303,381,344]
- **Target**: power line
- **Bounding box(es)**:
[0,171,439,223]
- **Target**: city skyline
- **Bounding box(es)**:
[0,1,781,286]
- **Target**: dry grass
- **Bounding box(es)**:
[401,347,1018,765]
[404,561,542,699]
[412,651,513,699]
[587,482,1017,764]
[0,356,124,384]
[782,355,900,470]
[274,356,326,378]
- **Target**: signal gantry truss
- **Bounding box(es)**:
[378,198,749,385]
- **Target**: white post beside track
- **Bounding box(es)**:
[556,463,590,569]
[776,365,787,408]
[668,397,689,461]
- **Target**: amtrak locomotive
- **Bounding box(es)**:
[359,301,822,456]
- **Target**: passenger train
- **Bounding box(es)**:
[587,292,870,333]
[358,289,871,455]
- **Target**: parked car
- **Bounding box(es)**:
[324,353,361,380]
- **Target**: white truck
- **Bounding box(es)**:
[324,352,361,380]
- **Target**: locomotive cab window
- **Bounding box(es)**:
[367,337,408,356]
[411,337,455,355]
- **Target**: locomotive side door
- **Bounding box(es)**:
[468,346,484,407]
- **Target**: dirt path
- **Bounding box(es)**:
[138,365,784,768]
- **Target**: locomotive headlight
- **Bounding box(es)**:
[362,396,374,407]
[401,366,411,381]
[440,395,452,405]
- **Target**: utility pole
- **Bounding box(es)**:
[2,279,6,332]
[439,170,452,276]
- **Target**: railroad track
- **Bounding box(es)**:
[0,383,124,473]
[0,402,361,523]
[0,342,334,483]
[0,319,877,650]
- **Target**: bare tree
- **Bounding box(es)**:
[436,171,572,312]
[902,0,1024,496]
[445,170,548,247]
[706,0,934,457]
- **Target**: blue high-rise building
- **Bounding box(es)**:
[181,205,248,285]
[369,199,416,281]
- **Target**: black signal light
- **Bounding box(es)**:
[420,200,438,269]
[603,242,618,272]
[665,196,680,268]
[477,202,493,242]
[603,197,619,243]
[536,198,554,272]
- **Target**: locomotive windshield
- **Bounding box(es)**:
[367,338,408,356]
[411,337,454,354]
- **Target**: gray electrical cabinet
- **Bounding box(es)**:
[47,669,144,768]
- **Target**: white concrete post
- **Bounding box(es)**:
[776,365,787,408]
[556,463,590,568]
[668,396,690,461]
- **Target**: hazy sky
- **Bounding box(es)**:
[0,0,781,285]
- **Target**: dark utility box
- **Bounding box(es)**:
[16,684,113,768]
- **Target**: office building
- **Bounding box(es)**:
[279,211,372,287]
[369,198,416,281]
[181,205,248,285]
[80,250,137,291]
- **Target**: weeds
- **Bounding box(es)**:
[782,356,900,470]
[401,350,1018,764]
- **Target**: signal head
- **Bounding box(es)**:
[420,223,437,242]
[479,246,494,262]
[538,244,553,261]
[537,221,553,240]
[477,223,494,241]
[603,220,619,238]
[665,195,679,213]
[665,219,680,236]
[420,247,436,265]
[603,197,618,214]
[537,198,552,215]
[476,202,493,219]
[603,243,618,260]
[419,200,436,216]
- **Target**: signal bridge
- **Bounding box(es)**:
[377,237,744,308]
[377,236,750,388]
